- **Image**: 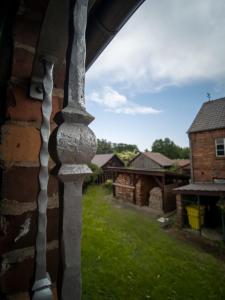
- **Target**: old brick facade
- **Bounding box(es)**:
[175,98,225,229]
[0,0,63,294]
[190,129,225,183]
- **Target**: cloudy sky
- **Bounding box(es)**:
[85,0,225,151]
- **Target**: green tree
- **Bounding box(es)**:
[151,138,189,159]
[97,139,139,154]
[113,143,139,153]
[96,139,113,154]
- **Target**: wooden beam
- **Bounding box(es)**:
[153,176,163,188]
[113,183,135,189]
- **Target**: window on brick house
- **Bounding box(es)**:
[215,138,225,157]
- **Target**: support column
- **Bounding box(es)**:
[56,0,96,299]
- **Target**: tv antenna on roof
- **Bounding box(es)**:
[207,93,211,101]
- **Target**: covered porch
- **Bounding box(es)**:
[175,183,225,241]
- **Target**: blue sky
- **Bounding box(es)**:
[85,0,225,151]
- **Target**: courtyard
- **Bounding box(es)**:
[81,185,225,300]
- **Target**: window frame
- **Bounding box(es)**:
[215,138,225,157]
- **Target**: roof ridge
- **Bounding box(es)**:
[188,96,225,133]
[204,97,225,104]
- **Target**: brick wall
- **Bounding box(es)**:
[136,176,156,206]
[114,173,157,207]
[114,174,134,203]
[114,173,182,213]
[190,129,225,182]
[0,0,64,294]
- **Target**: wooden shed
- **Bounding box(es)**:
[128,152,173,170]
[92,153,124,170]
[110,167,189,213]
[92,154,125,183]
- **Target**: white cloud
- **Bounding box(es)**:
[87,86,161,115]
[89,86,127,108]
[87,0,225,93]
[110,105,161,115]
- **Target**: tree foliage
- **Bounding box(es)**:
[151,138,190,159]
[97,139,139,154]
[116,151,138,166]
[83,163,102,189]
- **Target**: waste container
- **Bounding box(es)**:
[186,204,205,230]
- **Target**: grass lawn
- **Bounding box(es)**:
[82,186,225,300]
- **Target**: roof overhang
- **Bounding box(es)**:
[29,0,145,99]
[107,167,190,179]
[174,183,225,196]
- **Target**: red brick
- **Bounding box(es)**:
[7,86,62,123]
[0,247,58,294]
[12,48,34,80]
[14,15,41,47]
[54,64,66,89]
[0,124,40,164]
[0,209,59,255]
[2,167,58,202]
[190,129,225,182]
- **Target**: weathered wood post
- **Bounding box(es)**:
[56,0,96,299]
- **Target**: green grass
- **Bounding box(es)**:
[82,186,225,300]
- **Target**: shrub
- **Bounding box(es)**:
[103,179,113,192]
[83,163,102,189]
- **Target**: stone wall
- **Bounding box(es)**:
[190,129,225,182]
[148,187,162,211]
[0,0,64,294]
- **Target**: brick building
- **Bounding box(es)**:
[174,98,225,234]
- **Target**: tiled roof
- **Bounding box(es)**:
[143,152,173,167]
[172,159,190,168]
[188,98,225,133]
[91,154,114,168]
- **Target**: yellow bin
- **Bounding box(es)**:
[186,205,205,230]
